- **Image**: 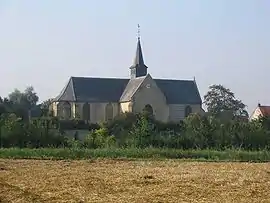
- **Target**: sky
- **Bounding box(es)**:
[0,0,269,113]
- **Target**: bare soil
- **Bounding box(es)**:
[0,159,270,203]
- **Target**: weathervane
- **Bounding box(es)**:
[137,24,140,40]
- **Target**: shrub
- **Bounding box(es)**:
[1,111,270,150]
[83,127,116,149]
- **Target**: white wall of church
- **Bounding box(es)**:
[249,107,262,120]
[52,102,119,123]
[132,76,169,122]
[168,104,203,122]
[51,102,58,117]
[90,103,111,123]
[120,102,132,113]
[52,101,203,123]
[79,102,119,123]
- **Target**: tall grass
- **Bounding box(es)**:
[0,148,270,162]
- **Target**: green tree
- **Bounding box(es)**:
[129,114,156,148]
[8,86,39,120]
[40,99,54,116]
[204,84,248,119]
[23,86,39,108]
[8,86,39,109]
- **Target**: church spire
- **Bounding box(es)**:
[133,36,144,66]
[130,24,148,78]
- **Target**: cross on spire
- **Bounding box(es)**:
[137,24,140,40]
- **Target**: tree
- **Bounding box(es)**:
[8,86,39,109]
[204,84,248,119]
[8,89,23,104]
[8,86,39,120]
[23,86,39,108]
[40,99,54,116]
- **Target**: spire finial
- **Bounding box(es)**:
[137,24,140,40]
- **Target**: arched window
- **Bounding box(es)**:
[75,103,80,119]
[105,103,113,121]
[57,102,71,119]
[143,104,153,116]
[63,102,71,119]
[82,103,90,121]
[185,105,192,117]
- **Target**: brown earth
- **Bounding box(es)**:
[0,159,270,203]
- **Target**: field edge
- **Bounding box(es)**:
[0,148,269,162]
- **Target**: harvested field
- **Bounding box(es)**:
[0,159,270,203]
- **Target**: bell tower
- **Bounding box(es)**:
[130,24,148,78]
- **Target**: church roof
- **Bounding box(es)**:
[258,104,270,117]
[120,76,145,102]
[55,77,128,102]
[55,76,202,104]
[155,78,202,104]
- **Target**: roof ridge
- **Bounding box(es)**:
[72,76,129,80]
[71,76,195,82]
[154,78,195,82]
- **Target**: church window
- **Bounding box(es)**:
[105,103,113,121]
[143,104,153,116]
[185,105,192,117]
[82,103,90,121]
[57,102,71,119]
[75,103,80,118]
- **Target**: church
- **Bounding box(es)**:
[51,34,203,123]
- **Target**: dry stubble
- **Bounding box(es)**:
[0,159,270,203]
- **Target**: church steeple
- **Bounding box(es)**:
[133,38,144,66]
[130,24,148,78]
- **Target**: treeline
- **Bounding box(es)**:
[1,83,268,151]
[1,111,270,150]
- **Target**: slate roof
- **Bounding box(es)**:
[133,38,145,67]
[55,77,129,102]
[155,79,202,104]
[55,76,202,104]
[258,105,270,117]
[120,76,145,102]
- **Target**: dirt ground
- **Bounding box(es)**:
[0,159,270,203]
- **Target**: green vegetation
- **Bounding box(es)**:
[1,112,270,151]
[1,148,270,162]
[0,84,270,162]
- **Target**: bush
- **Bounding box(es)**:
[1,111,270,150]
[83,127,116,148]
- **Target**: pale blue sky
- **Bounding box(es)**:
[0,0,269,113]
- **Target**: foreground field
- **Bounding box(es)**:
[0,159,270,203]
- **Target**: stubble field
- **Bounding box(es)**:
[0,159,270,203]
